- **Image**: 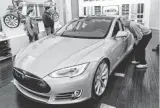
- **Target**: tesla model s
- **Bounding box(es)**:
[13,16,135,104]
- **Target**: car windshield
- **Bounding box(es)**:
[55,17,112,39]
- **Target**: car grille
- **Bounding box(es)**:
[13,68,51,93]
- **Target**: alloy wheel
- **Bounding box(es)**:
[94,62,109,96]
[4,15,19,28]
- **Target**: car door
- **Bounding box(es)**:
[121,23,135,52]
[107,20,128,68]
[118,19,130,54]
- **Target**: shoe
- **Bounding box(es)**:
[136,64,148,68]
[131,60,140,64]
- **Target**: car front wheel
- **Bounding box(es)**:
[92,60,109,99]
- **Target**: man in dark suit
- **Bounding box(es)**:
[42,2,54,35]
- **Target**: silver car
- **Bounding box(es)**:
[13,16,135,104]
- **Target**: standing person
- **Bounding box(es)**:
[48,8,55,33]
[120,17,152,68]
[42,2,55,35]
[25,8,39,43]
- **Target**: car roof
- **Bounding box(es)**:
[78,15,120,20]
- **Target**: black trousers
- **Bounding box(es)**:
[134,32,152,64]
[51,26,54,34]
[28,34,39,43]
[45,25,55,36]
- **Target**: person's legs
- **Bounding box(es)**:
[136,33,152,68]
[45,28,51,35]
[50,26,55,34]
[138,48,146,64]
[134,39,145,64]
[131,44,140,64]
[139,33,152,50]
[134,44,141,62]
[34,34,39,41]
[28,34,33,43]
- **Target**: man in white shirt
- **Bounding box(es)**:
[120,17,152,68]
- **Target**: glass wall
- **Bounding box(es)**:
[131,3,144,24]
[81,0,145,24]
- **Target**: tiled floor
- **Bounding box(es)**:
[0,30,159,108]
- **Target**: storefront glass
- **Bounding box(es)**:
[79,0,147,25]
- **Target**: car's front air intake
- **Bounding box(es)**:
[13,67,51,93]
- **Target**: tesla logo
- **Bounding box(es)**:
[38,80,46,88]
[16,72,25,79]
[21,74,25,79]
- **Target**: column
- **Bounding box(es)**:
[71,0,79,19]
[65,0,72,23]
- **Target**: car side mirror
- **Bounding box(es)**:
[116,31,128,38]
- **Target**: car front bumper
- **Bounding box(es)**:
[13,62,97,104]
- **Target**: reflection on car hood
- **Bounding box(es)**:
[14,36,103,78]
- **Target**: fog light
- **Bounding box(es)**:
[72,90,82,99]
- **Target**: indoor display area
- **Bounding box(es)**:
[0,0,159,108]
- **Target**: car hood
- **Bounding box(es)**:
[14,36,103,78]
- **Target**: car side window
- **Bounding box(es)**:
[66,21,78,31]
[112,21,120,37]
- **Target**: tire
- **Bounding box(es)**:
[53,12,59,22]
[3,13,20,28]
[91,60,109,99]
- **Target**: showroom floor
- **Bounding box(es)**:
[0,30,159,108]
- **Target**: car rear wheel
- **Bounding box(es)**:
[92,60,109,99]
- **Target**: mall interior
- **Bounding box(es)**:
[0,0,159,108]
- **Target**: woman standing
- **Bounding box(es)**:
[25,8,39,43]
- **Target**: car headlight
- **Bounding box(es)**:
[49,63,89,78]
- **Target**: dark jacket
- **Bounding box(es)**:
[42,11,54,28]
